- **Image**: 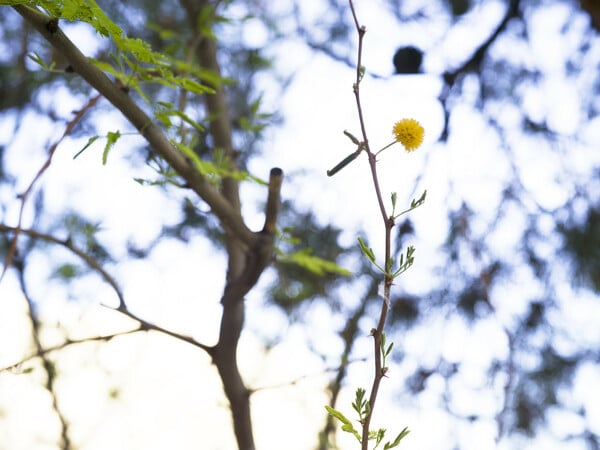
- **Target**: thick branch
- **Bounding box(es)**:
[179,0,250,294]
[213,168,282,450]
[12,5,255,247]
[197,32,240,208]
[175,3,284,448]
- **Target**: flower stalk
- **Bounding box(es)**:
[324,2,426,450]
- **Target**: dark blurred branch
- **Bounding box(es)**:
[439,0,521,140]
[318,297,369,450]
[442,0,521,87]
[495,329,517,441]
[12,256,72,449]
[0,93,101,284]
[0,224,214,355]
[580,0,600,31]
[0,224,124,305]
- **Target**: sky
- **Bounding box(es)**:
[1,1,599,449]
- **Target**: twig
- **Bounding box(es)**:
[0,224,124,306]
[13,258,75,449]
[1,328,142,374]
[251,356,368,393]
[109,305,214,355]
[348,2,396,448]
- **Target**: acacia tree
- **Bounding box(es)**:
[1,1,600,450]
[0,2,297,450]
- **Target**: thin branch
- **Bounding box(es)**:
[110,305,215,355]
[1,328,142,374]
[348,2,396,448]
[0,224,125,306]
[0,93,101,284]
[251,356,368,394]
[442,0,521,88]
[439,0,521,140]
[0,224,215,355]
[348,2,387,227]
[13,257,73,449]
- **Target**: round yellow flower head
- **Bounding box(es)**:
[392,118,424,152]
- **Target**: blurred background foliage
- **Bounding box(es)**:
[1,0,599,449]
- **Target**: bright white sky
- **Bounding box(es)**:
[1,1,599,450]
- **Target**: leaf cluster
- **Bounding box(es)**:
[325,387,409,450]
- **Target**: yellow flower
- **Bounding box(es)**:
[392,118,424,152]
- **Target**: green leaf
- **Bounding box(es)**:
[357,238,386,274]
[133,177,168,187]
[324,406,362,443]
[392,245,416,277]
[394,189,427,220]
[52,263,80,280]
[410,189,427,208]
[173,141,243,184]
[120,36,156,63]
[324,405,352,426]
[89,59,146,101]
[343,129,361,145]
[174,77,214,94]
[103,131,121,165]
[372,428,386,448]
[383,427,410,449]
[357,237,375,262]
[27,52,51,70]
[277,248,351,276]
[327,150,361,177]
[154,106,204,132]
[385,341,394,357]
[73,135,99,159]
[352,387,366,415]
[154,110,173,128]
[278,228,301,245]
[31,0,215,100]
